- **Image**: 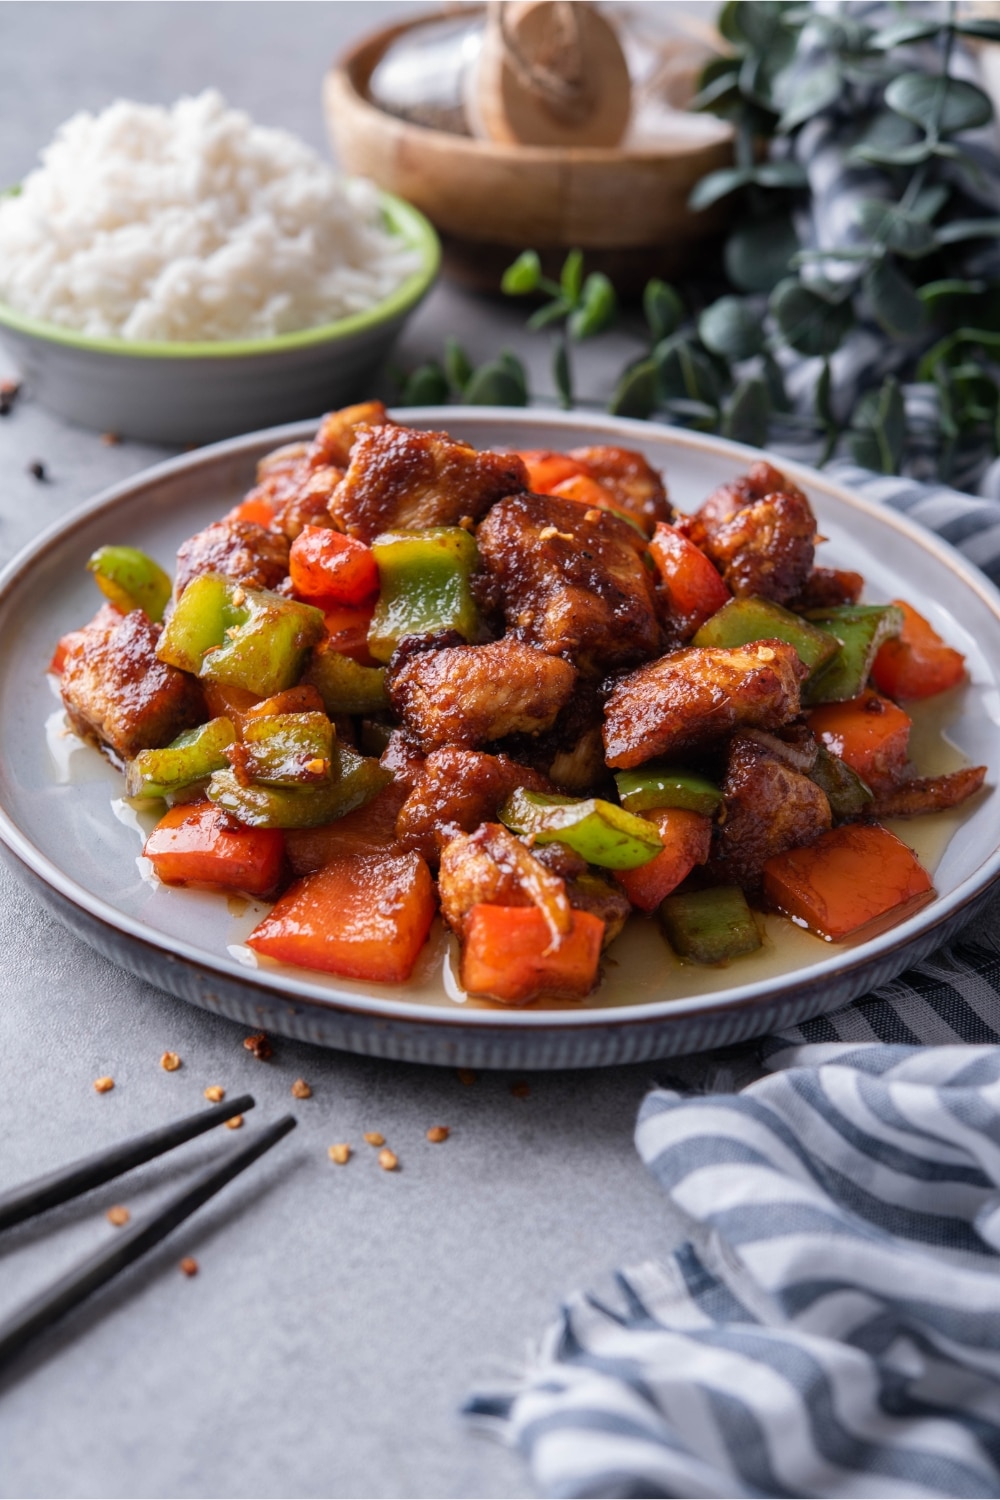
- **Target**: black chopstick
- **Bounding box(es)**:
[0,1113,296,1370]
[0,1094,256,1233]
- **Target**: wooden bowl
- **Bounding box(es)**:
[324,10,734,296]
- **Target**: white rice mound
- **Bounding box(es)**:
[0,90,421,343]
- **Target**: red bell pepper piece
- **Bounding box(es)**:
[247,850,436,983]
[225,494,276,526]
[143,801,285,896]
[649,523,730,635]
[871,600,966,701]
[289,525,379,607]
[806,690,911,791]
[614,808,712,912]
[518,450,588,494]
[763,823,934,943]
[460,904,604,1005]
[322,603,378,665]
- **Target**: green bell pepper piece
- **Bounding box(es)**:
[808,744,873,820]
[87,545,172,623]
[207,744,391,829]
[802,604,904,705]
[125,716,236,800]
[157,573,326,699]
[693,595,840,678]
[305,649,389,715]
[498,788,663,869]
[659,886,762,964]
[615,765,722,817]
[368,528,479,663]
[232,712,335,787]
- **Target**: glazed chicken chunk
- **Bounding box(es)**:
[174,520,290,599]
[395,748,552,864]
[476,492,660,672]
[707,733,832,891]
[567,444,672,531]
[603,639,808,768]
[328,424,528,543]
[60,607,205,761]
[387,637,577,753]
[309,399,391,469]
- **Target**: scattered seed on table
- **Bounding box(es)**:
[225,1114,244,1130]
[378,1148,398,1172]
[204,1085,225,1103]
[93,1075,115,1094]
[27,460,48,482]
[100,432,121,446]
[291,1078,312,1099]
[179,1257,199,1277]
[510,1081,531,1098]
[160,1051,181,1072]
[426,1126,450,1143]
[364,1131,385,1147]
[107,1205,130,1227]
[328,1143,351,1165]
[457,1068,477,1086]
[243,1031,272,1061]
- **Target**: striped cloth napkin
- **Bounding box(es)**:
[466,472,1000,1494]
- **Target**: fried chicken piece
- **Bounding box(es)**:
[379,729,427,792]
[61,608,205,762]
[328,424,527,543]
[707,733,832,892]
[684,461,806,542]
[870,765,987,818]
[788,567,864,613]
[603,640,808,769]
[387,637,577,753]
[174,521,290,599]
[500,679,611,794]
[567,445,672,532]
[702,491,816,605]
[438,823,572,945]
[477,492,660,673]
[271,466,343,541]
[565,871,631,948]
[309,400,390,469]
[395,748,551,864]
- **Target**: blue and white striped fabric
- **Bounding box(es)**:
[479,1042,1000,1499]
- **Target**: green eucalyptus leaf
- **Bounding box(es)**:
[777,63,843,132]
[911,184,950,222]
[956,18,1000,42]
[608,359,659,419]
[935,217,1000,245]
[560,249,584,304]
[753,160,809,190]
[848,110,929,166]
[885,73,993,137]
[689,166,755,211]
[463,360,528,407]
[527,298,569,332]
[553,337,573,409]
[770,277,852,357]
[871,18,942,49]
[569,272,616,339]
[698,295,766,360]
[853,200,937,258]
[690,65,742,113]
[443,338,473,394]
[864,259,926,339]
[501,250,541,295]
[717,0,744,47]
[918,278,987,310]
[722,377,771,445]
[497,350,530,402]
[661,397,719,431]
[849,376,906,473]
[724,211,799,292]
[644,279,684,340]
[763,350,791,412]
[401,363,449,406]
[815,359,834,427]
[654,335,724,405]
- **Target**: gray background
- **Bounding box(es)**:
[0,6,717,1498]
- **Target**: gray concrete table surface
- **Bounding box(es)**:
[0,5,724,1498]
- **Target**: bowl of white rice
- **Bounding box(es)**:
[0,91,439,445]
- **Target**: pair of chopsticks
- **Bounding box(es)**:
[0,1095,296,1369]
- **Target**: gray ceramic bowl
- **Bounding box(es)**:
[0,192,439,446]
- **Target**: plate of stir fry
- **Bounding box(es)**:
[1,406,998,1067]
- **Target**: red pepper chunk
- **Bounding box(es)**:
[225,494,276,527]
[143,801,285,897]
[460,905,605,1005]
[289,525,378,607]
[615,808,712,913]
[247,851,436,984]
[518,450,587,494]
[806,690,911,791]
[763,823,934,943]
[871,600,966,701]
[649,523,730,635]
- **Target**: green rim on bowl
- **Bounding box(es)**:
[0,189,440,359]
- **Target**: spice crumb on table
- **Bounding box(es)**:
[243,1032,272,1060]
[160,1050,181,1071]
[179,1257,199,1277]
[363,1131,385,1147]
[291,1078,312,1099]
[106,1205,130,1227]
[93,1075,115,1094]
[328,1143,351,1164]
[457,1069,477,1086]
[426,1125,450,1143]
[225,1114,244,1130]
[203,1084,225,1102]
[510,1081,531,1098]
[378,1148,399,1172]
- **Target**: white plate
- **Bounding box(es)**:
[1,409,998,1068]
